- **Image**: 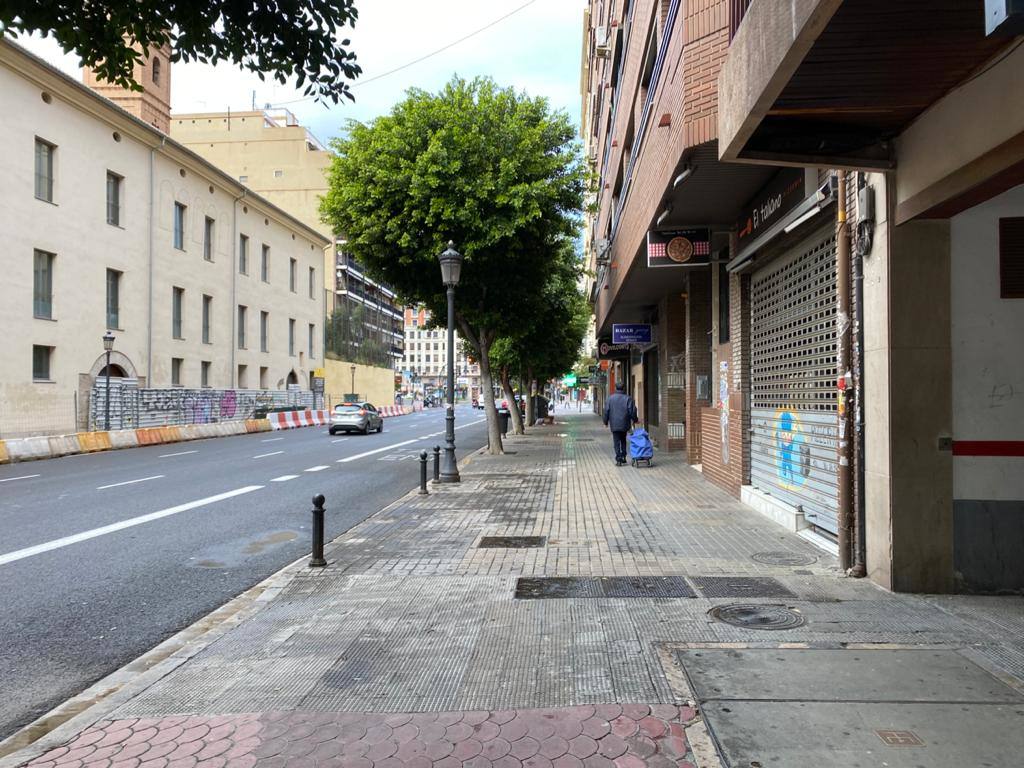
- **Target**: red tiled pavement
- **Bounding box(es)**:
[23,706,698,768]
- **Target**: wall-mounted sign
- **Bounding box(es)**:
[647,228,711,268]
[612,323,652,344]
[736,168,805,249]
[597,336,631,359]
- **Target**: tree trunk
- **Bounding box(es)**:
[525,367,535,427]
[501,367,524,435]
[477,331,503,454]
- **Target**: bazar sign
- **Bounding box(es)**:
[612,323,652,344]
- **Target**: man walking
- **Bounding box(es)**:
[603,382,638,466]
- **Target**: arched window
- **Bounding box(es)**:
[152,57,161,85]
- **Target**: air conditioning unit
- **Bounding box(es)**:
[595,28,611,58]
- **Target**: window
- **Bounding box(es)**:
[289,258,297,292]
[260,311,269,352]
[173,202,186,250]
[259,366,268,389]
[33,249,54,319]
[261,245,270,282]
[288,318,296,356]
[201,360,211,388]
[171,357,183,386]
[172,287,184,339]
[273,169,283,178]
[106,269,121,329]
[35,138,55,202]
[152,56,161,85]
[308,323,315,359]
[106,172,122,225]
[203,217,215,261]
[999,217,1024,299]
[719,263,731,343]
[238,364,248,388]
[239,175,248,184]
[308,266,316,298]
[237,305,247,349]
[202,294,212,343]
[239,234,249,274]
[32,345,52,380]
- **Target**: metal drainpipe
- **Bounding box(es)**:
[147,138,166,384]
[852,219,868,577]
[836,172,854,572]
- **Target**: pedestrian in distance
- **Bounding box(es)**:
[603,381,638,466]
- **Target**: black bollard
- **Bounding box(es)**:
[432,445,441,482]
[310,494,326,567]
[419,450,429,495]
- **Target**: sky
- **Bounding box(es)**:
[16,0,586,146]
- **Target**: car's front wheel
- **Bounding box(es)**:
[328,427,337,435]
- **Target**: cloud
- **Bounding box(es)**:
[13,0,586,144]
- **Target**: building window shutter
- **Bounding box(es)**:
[999,217,1024,299]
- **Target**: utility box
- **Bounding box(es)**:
[985,0,1024,35]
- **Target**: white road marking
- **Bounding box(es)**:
[331,438,349,443]
[97,475,164,490]
[0,474,40,483]
[252,451,284,459]
[159,450,198,458]
[0,486,264,567]
[337,439,418,463]
[270,475,299,482]
[304,466,329,472]
[260,437,284,443]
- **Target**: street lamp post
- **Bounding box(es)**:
[350,364,356,399]
[102,331,115,430]
[438,241,463,483]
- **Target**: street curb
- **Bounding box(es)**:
[0,464,466,768]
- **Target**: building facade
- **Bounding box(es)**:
[400,307,480,401]
[171,109,405,372]
[581,0,1024,593]
[0,40,328,437]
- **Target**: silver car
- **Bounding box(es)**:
[329,402,383,435]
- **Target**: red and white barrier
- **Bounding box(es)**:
[268,409,329,430]
[378,405,413,418]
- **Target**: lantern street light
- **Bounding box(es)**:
[438,241,463,482]
[102,331,115,430]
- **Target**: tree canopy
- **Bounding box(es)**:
[1,0,361,103]
[321,76,586,451]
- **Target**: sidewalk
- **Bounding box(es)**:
[7,412,1024,768]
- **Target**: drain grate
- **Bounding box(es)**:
[692,576,797,599]
[751,551,818,566]
[478,535,547,548]
[515,576,694,599]
[708,603,805,630]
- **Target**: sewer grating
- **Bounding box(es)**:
[708,604,806,630]
[514,576,695,599]
[691,576,797,599]
[751,551,818,566]
[478,536,547,548]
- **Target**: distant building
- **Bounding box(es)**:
[171,109,404,371]
[400,307,480,400]
[0,39,329,436]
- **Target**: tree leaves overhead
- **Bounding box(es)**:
[0,0,361,103]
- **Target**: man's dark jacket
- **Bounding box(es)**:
[604,391,638,432]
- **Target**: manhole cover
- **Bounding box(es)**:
[515,576,694,599]
[708,604,805,630]
[692,576,797,598]
[478,536,547,548]
[751,551,818,566]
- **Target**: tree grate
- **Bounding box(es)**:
[708,603,806,630]
[691,576,797,598]
[751,551,818,566]
[515,576,695,599]
[478,536,547,549]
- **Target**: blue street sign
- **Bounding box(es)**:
[612,323,652,345]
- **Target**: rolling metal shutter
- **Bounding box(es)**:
[750,227,839,534]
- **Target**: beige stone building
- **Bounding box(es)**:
[400,307,480,402]
[0,39,329,436]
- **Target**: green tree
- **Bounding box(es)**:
[1,0,361,103]
[321,76,585,452]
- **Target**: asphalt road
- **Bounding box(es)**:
[0,405,489,740]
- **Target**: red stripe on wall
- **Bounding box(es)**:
[953,441,1024,457]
